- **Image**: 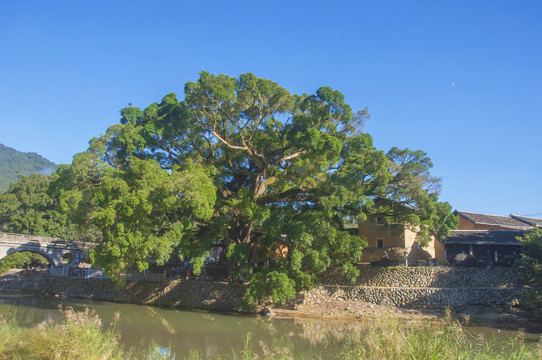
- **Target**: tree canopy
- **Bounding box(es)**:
[0,72,457,305]
[0,173,78,239]
[58,72,456,305]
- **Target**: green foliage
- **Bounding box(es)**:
[0,251,49,272]
[0,173,80,239]
[209,319,542,360]
[64,155,217,276]
[517,228,542,305]
[0,144,58,193]
[0,307,173,359]
[2,72,453,304]
[242,270,297,310]
[335,318,541,360]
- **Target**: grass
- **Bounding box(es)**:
[333,316,541,360]
[0,306,540,360]
[218,311,542,360]
[0,306,173,360]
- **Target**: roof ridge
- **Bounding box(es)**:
[455,210,510,218]
[511,213,542,220]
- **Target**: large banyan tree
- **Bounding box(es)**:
[60,72,457,305]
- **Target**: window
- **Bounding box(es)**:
[377,239,384,248]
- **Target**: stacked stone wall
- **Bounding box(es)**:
[305,266,529,310]
[300,286,526,310]
[319,266,525,288]
[0,267,535,312]
[0,271,247,311]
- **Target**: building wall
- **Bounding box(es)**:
[434,238,445,261]
[404,227,432,263]
[358,222,442,262]
[358,220,406,248]
[457,216,476,229]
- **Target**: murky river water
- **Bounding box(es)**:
[0,295,539,359]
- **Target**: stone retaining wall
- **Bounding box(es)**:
[0,271,247,311]
[0,268,534,312]
[320,266,526,288]
[41,277,248,311]
[300,286,526,310]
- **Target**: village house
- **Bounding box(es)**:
[441,210,540,265]
[357,209,541,266]
[357,216,444,265]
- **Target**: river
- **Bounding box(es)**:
[0,295,539,359]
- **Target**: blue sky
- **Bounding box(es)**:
[1,0,541,217]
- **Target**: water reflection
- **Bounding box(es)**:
[0,295,538,359]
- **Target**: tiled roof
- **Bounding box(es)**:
[510,214,542,228]
[454,210,534,229]
[441,230,526,246]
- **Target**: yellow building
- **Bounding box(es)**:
[358,217,444,264]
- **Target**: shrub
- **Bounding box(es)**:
[516,229,542,307]
[0,306,173,360]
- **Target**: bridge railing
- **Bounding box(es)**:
[50,267,69,277]
[49,267,166,281]
[118,271,166,281]
[82,269,107,279]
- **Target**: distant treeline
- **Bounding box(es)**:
[0,144,58,193]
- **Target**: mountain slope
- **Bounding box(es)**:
[0,144,58,193]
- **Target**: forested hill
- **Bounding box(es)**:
[0,144,58,193]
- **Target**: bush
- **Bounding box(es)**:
[517,229,542,307]
[0,252,49,273]
[224,317,542,360]
[416,260,428,267]
[241,270,297,311]
[0,306,173,360]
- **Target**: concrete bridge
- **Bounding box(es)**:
[0,232,95,267]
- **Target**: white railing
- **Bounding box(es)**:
[49,267,166,281]
[82,269,107,279]
[50,267,69,277]
[118,271,166,281]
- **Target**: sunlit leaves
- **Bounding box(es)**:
[0,174,79,239]
[56,71,456,305]
[71,156,216,275]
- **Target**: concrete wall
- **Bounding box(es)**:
[434,238,445,261]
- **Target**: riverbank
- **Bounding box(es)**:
[270,298,542,334]
[0,297,539,360]
[1,269,540,333]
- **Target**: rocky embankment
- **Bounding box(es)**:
[0,267,539,329]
